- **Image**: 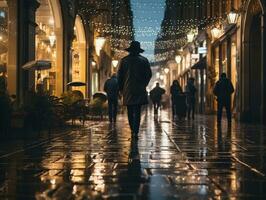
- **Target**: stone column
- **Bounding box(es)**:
[17,0,39,103]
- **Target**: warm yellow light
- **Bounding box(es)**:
[49,32,56,46]
[49,18,54,25]
[112,60,119,68]
[227,10,239,24]
[175,55,182,64]
[164,68,170,74]
[211,27,221,39]
[92,61,96,67]
[156,72,160,78]
[159,75,164,80]
[47,45,51,53]
[187,31,195,43]
[95,37,106,56]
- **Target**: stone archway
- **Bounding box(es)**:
[71,15,87,97]
[241,0,264,122]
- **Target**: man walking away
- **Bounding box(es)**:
[118,41,152,139]
[213,73,234,126]
[185,77,197,120]
[150,82,166,114]
[104,74,119,124]
[170,80,184,119]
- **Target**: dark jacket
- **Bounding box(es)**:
[104,76,119,100]
[170,84,182,101]
[118,54,152,105]
[185,83,197,104]
[213,78,234,102]
[150,86,165,102]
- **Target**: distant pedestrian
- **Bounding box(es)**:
[185,77,197,120]
[150,82,165,114]
[213,73,234,126]
[0,71,11,134]
[118,41,152,139]
[104,74,119,123]
[170,80,186,119]
[0,71,7,95]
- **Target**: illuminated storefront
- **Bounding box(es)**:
[71,15,87,97]
[211,26,238,113]
[35,0,63,96]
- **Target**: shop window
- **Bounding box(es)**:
[231,34,237,111]
[35,0,63,96]
[221,42,228,74]
[0,0,17,95]
[214,47,219,81]
[92,72,98,95]
[36,0,57,95]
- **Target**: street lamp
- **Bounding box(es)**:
[49,32,56,47]
[112,60,119,68]
[211,27,221,39]
[95,37,106,56]
[227,9,239,24]
[175,55,182,64]
[187,31,195,43]
[91,60,97,68]
[164,68,169,74]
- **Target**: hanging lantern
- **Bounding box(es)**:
[112,60,119,68]
[175,55,182,64]
[49,32,56,47]
[164,68,170,74]
[91,61,97,67]
[187,31,195,43]
[95,37,106,56]
[211,27,221,39]
[227,9,239,24]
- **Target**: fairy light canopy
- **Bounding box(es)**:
[78,0,239,64]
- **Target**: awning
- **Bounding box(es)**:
[191,56,206,70]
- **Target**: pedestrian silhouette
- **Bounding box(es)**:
[104,74,119,124]
[170,80,186,120]
[150,82,165,114]
[185,77,197,120]
[213,73,234,126]
[118,41,152,139]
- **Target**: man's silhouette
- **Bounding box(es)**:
[118,41,152,139]
[213,73,234,125]
[150,82,165,114]
[185,77,197,119]
[104,74,119,123]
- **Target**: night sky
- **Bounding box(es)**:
[131,0,166,62]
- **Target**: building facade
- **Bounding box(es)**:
[0,0,134,103]
[154,0,266,124]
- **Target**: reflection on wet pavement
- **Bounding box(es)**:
[0,108,266,199]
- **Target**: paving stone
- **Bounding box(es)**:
[0,109,266,199]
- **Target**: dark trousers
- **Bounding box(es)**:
[187,98,195,119]
[153,101,161,113]
[108,99,118,122]
[217,101,231,124]
[127,105,142,134]
[187,103,195,119]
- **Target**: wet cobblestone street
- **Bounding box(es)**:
[0,108,266,200]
